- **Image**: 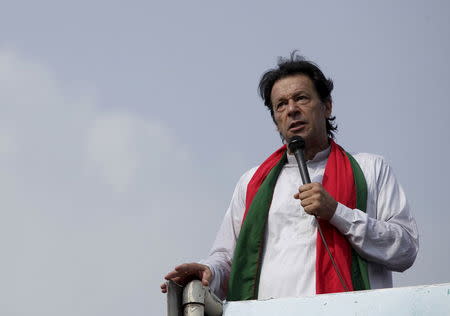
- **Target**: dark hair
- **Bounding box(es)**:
[258,52,338,139]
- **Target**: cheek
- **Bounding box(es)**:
[312,109,326,123]
[273,115,283,128]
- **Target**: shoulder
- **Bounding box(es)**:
[226,166,260,216]
[347,152,393,188]
[350,152,387,167]
[349,152,390,172]
[235,166,259,191]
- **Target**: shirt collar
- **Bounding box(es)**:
[286,145,331,165]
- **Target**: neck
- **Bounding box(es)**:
[304,138,330,160]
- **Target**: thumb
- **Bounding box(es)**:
[201,266,212,286]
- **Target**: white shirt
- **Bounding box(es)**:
[202,147,419,300]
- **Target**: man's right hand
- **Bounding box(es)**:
[160,263,212,293]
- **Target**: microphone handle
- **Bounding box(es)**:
[293,149,311,184]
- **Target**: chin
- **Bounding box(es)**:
[289,132,308,141]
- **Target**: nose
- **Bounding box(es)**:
[286,99,300,117]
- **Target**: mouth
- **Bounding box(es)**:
[288,121,306,132]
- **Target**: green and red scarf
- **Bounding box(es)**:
[227,140,370,301]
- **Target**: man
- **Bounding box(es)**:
[161,54,419,301]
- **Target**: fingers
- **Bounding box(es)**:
[294,183,320,200]
[303,201,319,216]
[160,276,184,293]
[294,183,315,199]
[298,183,316,193]
[164,269,181,280]
[174,263,201,280]
[296,193,317,215]
[294,182,337,220]
[201,266,212,286]
[165,263,195,280]
[294,183,319,199]
[164,263,211,289]
[300,196,315,209]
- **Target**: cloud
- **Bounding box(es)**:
[0,50,203,316]
[87,112,177,194]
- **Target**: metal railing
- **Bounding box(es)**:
[166,280,223,316]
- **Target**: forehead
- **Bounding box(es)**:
[270,75,316,101]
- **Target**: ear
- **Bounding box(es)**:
[324,100,332,118]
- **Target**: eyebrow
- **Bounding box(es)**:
[273,90,308,102]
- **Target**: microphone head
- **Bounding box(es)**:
[288,136,305,152]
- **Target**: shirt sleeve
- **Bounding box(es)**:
[329,155,419,272]
[200,167,257,299]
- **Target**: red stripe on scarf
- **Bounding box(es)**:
[317,141,354,293]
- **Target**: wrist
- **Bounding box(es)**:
[325,200,338,221]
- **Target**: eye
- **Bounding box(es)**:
[294,94,307,102]
[274,101,287,112]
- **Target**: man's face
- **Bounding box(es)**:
[271,74,332,149]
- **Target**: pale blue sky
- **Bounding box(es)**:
[1,1,449,315]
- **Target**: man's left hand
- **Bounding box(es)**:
[293,182,338,221]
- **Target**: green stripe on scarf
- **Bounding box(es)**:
[227,153,287,301]
[346,152,371,291]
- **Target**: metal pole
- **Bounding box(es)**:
[167,280,183,316]
[183,280,205,316]
[173,280,223,316]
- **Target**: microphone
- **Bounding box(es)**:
[288,136,311,184]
